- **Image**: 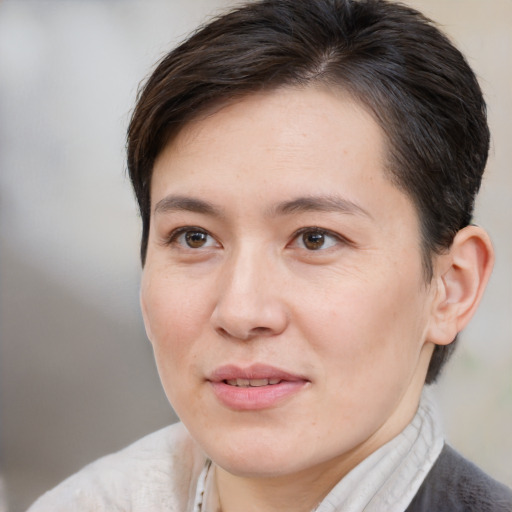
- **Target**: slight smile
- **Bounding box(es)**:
[208,364,310,411]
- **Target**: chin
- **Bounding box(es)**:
[193,426,303,476]
[200,426,342,480]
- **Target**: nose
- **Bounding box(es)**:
[211,247,289,341]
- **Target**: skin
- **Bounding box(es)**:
[140,86,486,512]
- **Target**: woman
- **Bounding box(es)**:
[28,0,512,510]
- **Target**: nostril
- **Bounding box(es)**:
[214,325,274,341]
[250,326,273,336]
[215,326,230,339]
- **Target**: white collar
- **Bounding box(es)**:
[194,390,443,512]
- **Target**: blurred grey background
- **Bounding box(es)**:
[0,1,510,511]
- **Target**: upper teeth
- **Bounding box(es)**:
[226,378,281,387]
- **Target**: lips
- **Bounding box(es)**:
[208,364,308,410]
[209,363,306,382]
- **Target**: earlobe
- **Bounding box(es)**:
[426,226,494,346]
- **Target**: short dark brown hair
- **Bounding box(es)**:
[127,0,489,383]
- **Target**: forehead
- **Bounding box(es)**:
[151,86,417,230]
[154,87,383,185]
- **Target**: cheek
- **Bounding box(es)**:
[296,278,430,436]
[300,273,429,377]
[141,272,213,374]
[141,276,216,421]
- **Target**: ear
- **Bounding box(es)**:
[426,225,494,346]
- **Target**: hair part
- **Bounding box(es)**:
[127,0,489,383]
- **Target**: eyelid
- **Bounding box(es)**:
[165,226,220,248]
[290,226,352,249]
[162,225,351,250]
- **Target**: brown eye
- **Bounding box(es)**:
[294,228,340,251]
[168,227,219,250]
[185,231,209,248]
[302,231,325,250]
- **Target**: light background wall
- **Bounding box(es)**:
[0,1,510,511]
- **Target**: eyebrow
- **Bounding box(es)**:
[153,194,372,220]
[154,195,224,217]
[270,195,373,219]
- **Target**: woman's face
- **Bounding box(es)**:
[141,87,437,479]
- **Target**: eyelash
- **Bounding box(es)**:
[290,227,349,251]
[165,226,219,249]
[165,226,350,252]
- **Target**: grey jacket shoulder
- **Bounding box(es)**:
[406,444,512,512]
[26,422,206,512]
